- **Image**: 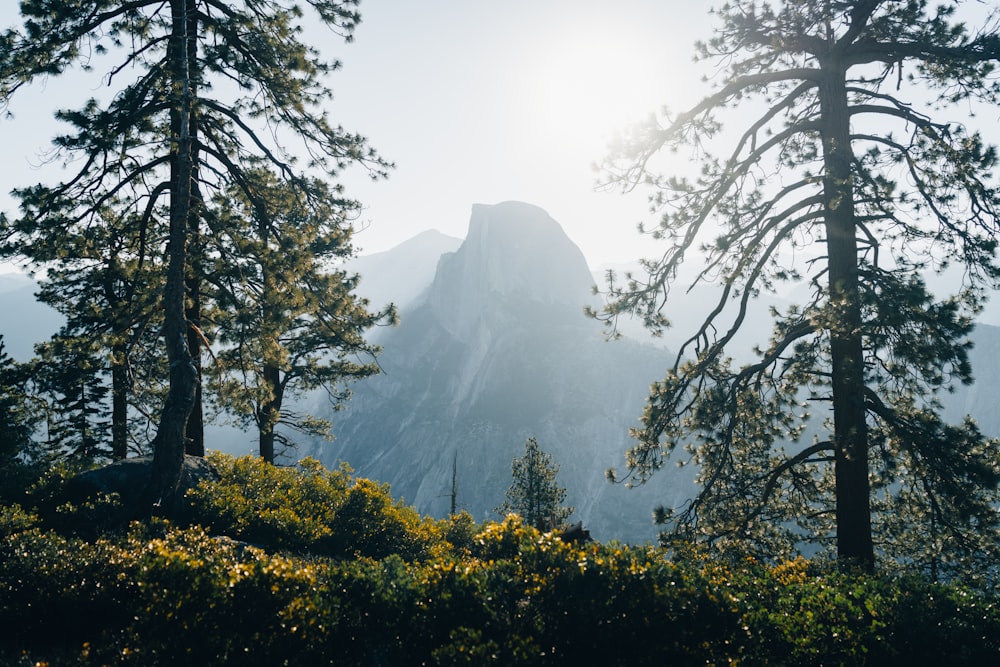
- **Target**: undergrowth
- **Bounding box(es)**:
[1,453,997,666]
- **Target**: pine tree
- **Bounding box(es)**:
[496,437,574,531]
[597,1,1000,573]
[33,336,113,467]
[203,170,395,464]
[5,202,168,461]
[0,335,42,499]
[0,1,389,508]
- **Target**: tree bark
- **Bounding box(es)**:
[256,207,282,465]
[818,62,874,568]
[147,0,199,511]
[258,363,282,464]
[184,230,204,457]
[184,0,205,458]
[111,340,129,460]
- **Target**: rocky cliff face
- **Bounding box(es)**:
[348,229,463,322]
[429,202,595,338]
[304,202,692,543]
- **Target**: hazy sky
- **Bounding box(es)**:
[0,2,713,271]
[324,1,713,266]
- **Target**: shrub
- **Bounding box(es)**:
[186,453,446,560]
[737,557,1000,665]
[442,510,478,555]
[0,502,37,537]
[185,454,348,551]
[447,515,749,665]
[2,458,999,665]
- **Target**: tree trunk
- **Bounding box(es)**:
[111,340,129,460]
[256,211,282,465]
[258,363,282,464]
[184,0,204,457]
[819,63,874,568]
[147,0,199,511]
[184,232,204,457]
[449,450,458,516]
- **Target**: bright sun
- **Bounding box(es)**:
[530,23,667,155]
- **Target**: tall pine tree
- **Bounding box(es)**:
[203,170,395,464]
[495,437,574,532]
[597,1,1000,574]
[0,1,389,508]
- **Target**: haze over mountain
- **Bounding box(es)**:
[4,201,1000,543]
[303,201,690,542]
[941,328,1000,436]
[348,229,462,322]
[0,273,62,361]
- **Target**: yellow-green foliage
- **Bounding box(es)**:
[0,502,37,537]
[2,458,999,666]
[186,453,446,560]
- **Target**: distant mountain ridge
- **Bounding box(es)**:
[303,202,691,542]
[348,229,462,320]
[5,203,1000,543]
[0,273,62,361]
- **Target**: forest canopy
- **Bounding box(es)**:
[0,0,392,498]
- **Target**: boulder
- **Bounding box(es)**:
[61,455,219,532]
[556,522,593,544]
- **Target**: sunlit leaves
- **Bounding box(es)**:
[3,491,1000,664]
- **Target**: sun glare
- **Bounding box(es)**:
[530,24,666,155]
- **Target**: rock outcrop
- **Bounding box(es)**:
[348,229,463,320]
[58,455,219,534]
[305,202,693,543]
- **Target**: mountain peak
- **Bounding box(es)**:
[302,203,681,543]
[347,229,463,316]
[464,201,575,257]
[429,202,594,338]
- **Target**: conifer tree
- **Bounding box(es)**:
[4,202,167,461]
[0,335,42,498]
[33,336,113,467]
[496,437,574,531]
[203,170,395,464]
[597,1,1000,573]
[0,1,389,508]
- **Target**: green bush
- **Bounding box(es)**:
[2,457,999,665]
[733,556,1000,665]
[451,516,748,665]
[442,509,478,555]
[185,454,349,551]
[186,453,446,560]
[0,502,37,537]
